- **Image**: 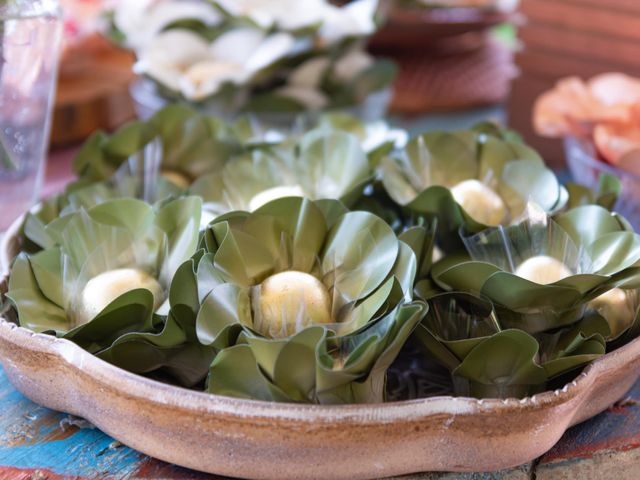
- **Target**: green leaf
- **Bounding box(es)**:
[210,222,277,286]
[64,289,158,353]
[196,284,251,348]
[6,254,67,334]
[273,327,326,402]
[399,220,437,280]
[88,198,155,234]
[453,330,547,398]
[208,344,292,402]
[322,211,398,306]
[499,159,562,214]
[29,248,64,307]
[7,287,68,334]
[168,254,201,322]
[555,205,625,247]
[352,59,396,100]
[297,130,370,205]
[422,292,500,361]
[538,314,608,379]
[155,196,202,281]
[250,197,328,272]
[99,312,215,388]
[588,232,640,276]
[566,174,621,211]
[242,93,306,113]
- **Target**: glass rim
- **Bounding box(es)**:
[564,136,640,183]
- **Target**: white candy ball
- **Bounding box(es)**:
[515,256,573,284]
[450,179,507,226]
[248,185,305,211]
[253,271,332,338]
[76,268,164,326]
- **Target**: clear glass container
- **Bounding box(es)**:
[565,136,640,231]
[0,0,63,231]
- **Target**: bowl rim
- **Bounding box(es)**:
[1,214,639,424]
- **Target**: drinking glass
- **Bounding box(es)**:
[0,0,63,231]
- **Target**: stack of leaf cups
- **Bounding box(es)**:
[4,107,640,404]
[381,123,640,398]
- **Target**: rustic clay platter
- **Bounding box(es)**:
[1,222,640,480]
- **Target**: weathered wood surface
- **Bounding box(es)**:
[0,365,218,480]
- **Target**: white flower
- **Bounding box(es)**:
[207,28,296,76]
[134,29,212,93]
[277,86,329,110]
[114,0,222,50]
[135,27,296,101]
[180,61,247,101]
[243,32,297,74]
[276,56,332,110]
[214,0,378,43]
[289,57,331,88]
[361,122,408,153]
[184,30,296,100]
[333,49,374,82]
[320,0,378,45]
[215,0,329,30]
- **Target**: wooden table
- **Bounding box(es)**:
[0,366,215,480]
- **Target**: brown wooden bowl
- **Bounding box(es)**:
[369,7,512,51]
[51,38,136,148]
[1,218,639,479]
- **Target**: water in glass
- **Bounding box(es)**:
[0,0,62,231]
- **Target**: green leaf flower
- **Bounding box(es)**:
[414,292,608,398]
[6,197,209,386]
[432,205,640,334]
[314,112,408,163]
[172,197,426,403]
[190,129,372,219]
[73,105,237,186]
[587,288,640,342]
[379,126,568,248]
[19,177,184,254]
[565,173,621,211]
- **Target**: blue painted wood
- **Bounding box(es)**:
[0,366,217,479]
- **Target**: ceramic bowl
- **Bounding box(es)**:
[1,219,640,480]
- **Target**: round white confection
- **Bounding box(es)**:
[450,179,507,226]
[76,268,163,326]
[248,185,306,211]
[515,256,573,284]
[253,271,332,338]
